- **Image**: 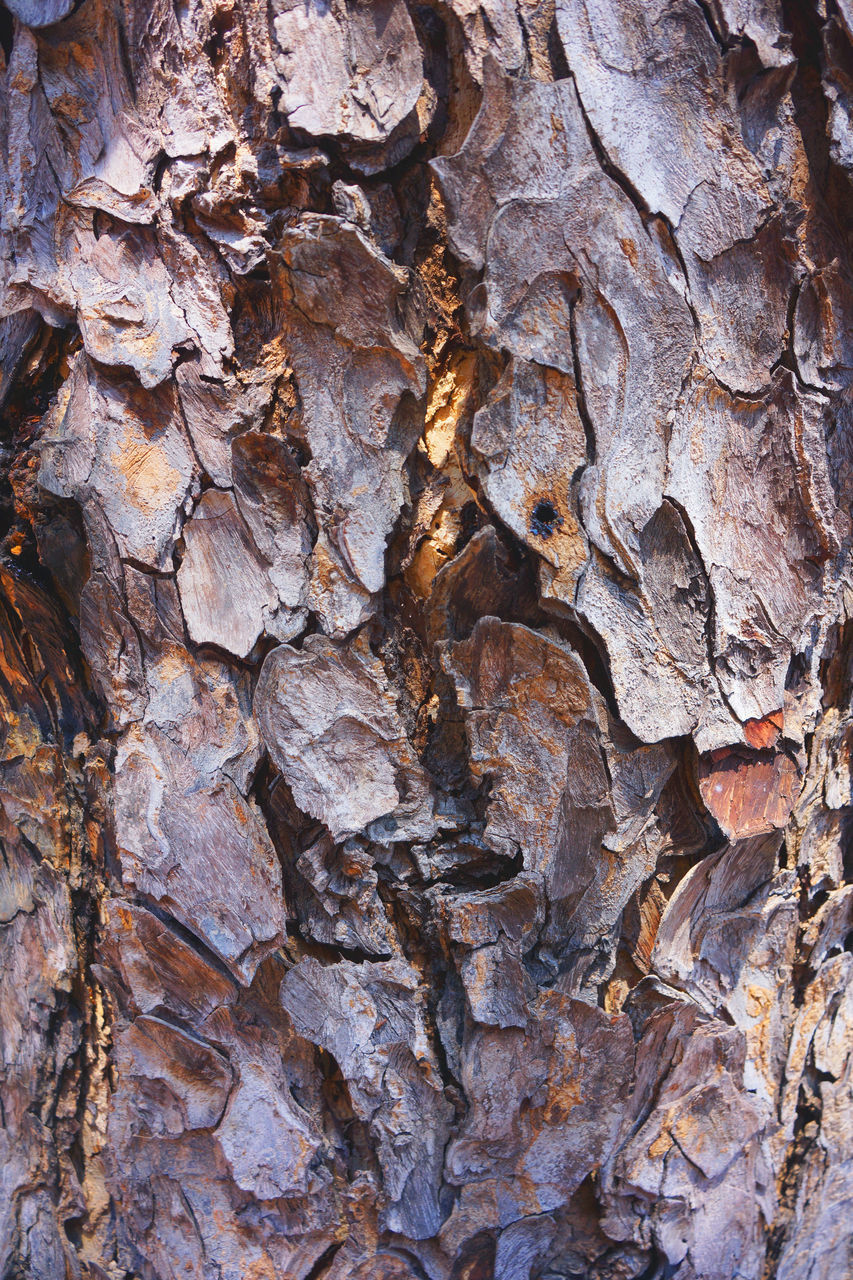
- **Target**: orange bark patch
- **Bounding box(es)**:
[619,236,638,268]
[108,427,182,515]
[743,710,784,749]
[698,747,800,839]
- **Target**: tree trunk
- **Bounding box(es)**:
[1,0,852,1277]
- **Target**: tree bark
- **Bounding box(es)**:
[1,0,852,1277]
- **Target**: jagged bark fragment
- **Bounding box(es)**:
[256,631,436,842]
[270,217,426,634]
[2,1,853,1278]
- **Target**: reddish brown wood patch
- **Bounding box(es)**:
[698,747,800,839]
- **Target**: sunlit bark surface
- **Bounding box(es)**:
[1,1,853,1276]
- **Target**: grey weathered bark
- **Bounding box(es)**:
[1,0,853,1276]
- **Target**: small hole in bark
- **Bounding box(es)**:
[152,149,169,195]
[204,7,234,68]
[453,500,485,555]
[530,498,562,539]
[64,1216,84,1249]
[0,5,13,62]
[92,209,110,241]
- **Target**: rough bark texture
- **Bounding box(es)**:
[1,1,853,1277]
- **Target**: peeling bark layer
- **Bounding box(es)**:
[1,1,853,1278]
